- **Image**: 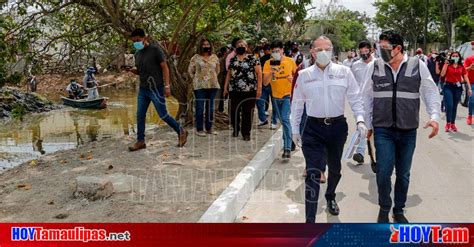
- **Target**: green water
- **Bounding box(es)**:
[0,88,179,169]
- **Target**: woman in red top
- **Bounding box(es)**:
[440,51,472,132]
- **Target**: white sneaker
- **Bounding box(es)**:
[265,111,270,116]
[270,124,278,130]
[257,120,269,127]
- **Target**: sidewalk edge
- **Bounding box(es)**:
[198,128,283,222]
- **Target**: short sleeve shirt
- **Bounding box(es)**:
[444,64,466,84]
[229,55,260,92]
[464,55,474,83]
[188,54,220,90]
[263,56,297,98]
[134,44,166,89]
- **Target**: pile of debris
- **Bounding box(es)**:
[0,87,59,119]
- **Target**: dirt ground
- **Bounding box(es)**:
[0,124,275,222]
[33,71,137,96]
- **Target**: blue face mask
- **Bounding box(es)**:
[134,41,145,50]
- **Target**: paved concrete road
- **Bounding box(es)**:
[237,102,473,223]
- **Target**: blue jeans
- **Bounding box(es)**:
[374,127,417,214]
[257,85,277,124]
[136,87,182,141]
[469,85,474,116]
[443,83,462,123]
[194,88,218,131]
[273,96,292,151]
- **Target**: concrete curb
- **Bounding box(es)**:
[198,128,283,222]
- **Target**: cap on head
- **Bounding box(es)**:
[86,66,96,74]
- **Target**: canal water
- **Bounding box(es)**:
[0,88,179,170]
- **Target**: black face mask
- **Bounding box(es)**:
[292,48,299,53]
[202,47,211,53]
[236,47,246,55]
[380,48,393,63]
[360,53,370,61]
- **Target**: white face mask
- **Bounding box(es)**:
[271,52,281,61]
[316,51,332,66]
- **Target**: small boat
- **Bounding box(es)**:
[61,96,108,109]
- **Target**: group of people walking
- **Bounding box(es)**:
[422,45,473,130]
[125,28,472,223]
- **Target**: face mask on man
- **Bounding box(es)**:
[271,52,281,61]
[380,48,394,63]
[291,48,299,53]
[134,41,145,50]
[316,51,332,66]
[360,53,370,61]
[236,47,246,55]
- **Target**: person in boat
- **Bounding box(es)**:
[66,79,84,99]
[83,66,99,100]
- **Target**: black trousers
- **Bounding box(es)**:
[301,117,348,223]
[229,91,256,137]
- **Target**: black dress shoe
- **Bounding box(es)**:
[243,135,251,141]
[282,150,291,159]
[352,153,364,164]
[393,213,409,223]
[377,209,390,223]
[232,132,239,137]
[327,199,339,215]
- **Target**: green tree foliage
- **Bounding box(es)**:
[374,0,473,49]
[2,0,311,119]
[303,7,370,53]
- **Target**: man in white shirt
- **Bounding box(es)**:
[415,48,428,64]
[361,30,440,223]
[342,51,355,68]
[350,41,374,165]
[291,36,368,223]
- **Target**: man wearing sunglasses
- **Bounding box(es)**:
[361,30,441,223]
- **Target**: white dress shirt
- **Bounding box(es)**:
[351,59,374,87]
[342,58,354,68]
[360,55,441,129]
[291,62,365,135]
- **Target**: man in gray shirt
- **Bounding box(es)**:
[128,28,188,151]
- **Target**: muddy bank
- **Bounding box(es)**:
[0,125,276,222]
[34,72,137,96]
[0,87,59,119]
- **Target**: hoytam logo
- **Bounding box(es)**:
[390,225,469,244]
[11,227,131,242]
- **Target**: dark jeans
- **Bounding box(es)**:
[469,85,474,116]
[302,117,348,223]
[374,127,417,214]
[229,91,256,137]
[136,87,182,141]
[194,88,218,131]
[443,83,462,123]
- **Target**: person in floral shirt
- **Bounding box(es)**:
[188,38,220,136]
[223,39,262,141]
